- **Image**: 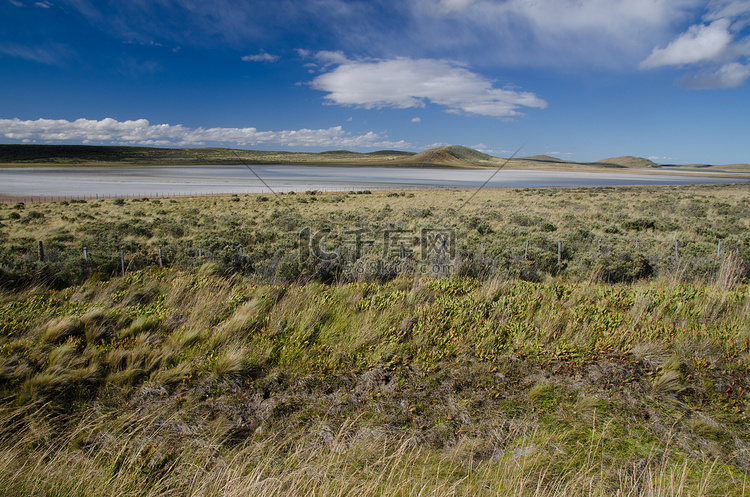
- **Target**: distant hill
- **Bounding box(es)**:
[521,155,567,163]
[597,156,659,168]
[407,146,495,167]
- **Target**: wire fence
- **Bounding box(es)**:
[4,230,747,291]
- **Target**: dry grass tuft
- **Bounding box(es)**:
[41,316,83,343]
[212,347,248,378]
[715,250,746,291]
[652,370,685,397]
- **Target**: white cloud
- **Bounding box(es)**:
[648,156,677,162]
[312,50,349,66]
[34,1,51,7]
[705,0,750,27]
[0,118,410,149]
[310,56,546,119]
[641,19,733,68]
[241,52,279,62]
[640,2,750,88]
[7,0,24,6]
[680,61,750,88]
[409,0,705,68]
[411,117,421,123]
[471,143,511,155]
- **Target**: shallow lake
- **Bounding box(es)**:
[1,165,748,199]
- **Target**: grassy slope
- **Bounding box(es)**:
[0,185,750,495]
[1,270,749,495]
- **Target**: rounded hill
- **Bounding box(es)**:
[408,146,495,167]
[597,156,659,168]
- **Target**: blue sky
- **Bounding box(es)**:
[0,0,749,164]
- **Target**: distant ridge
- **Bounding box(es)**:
[0,144,747,172]
[519,155,567,163]
[597,156,659,168]
[0,144,416,166]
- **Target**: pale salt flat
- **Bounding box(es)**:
[1,165,748,198]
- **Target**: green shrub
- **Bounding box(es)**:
[595,249,653,283]
[621,218,656,231]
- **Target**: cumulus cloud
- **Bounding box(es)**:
[0,118,409,149]
[411,117,421,123]
[640,2,750,88]
[310,56,546,119]
[241,52,279,62]
[641,19,733,68]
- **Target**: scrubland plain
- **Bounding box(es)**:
[1,183,750,495]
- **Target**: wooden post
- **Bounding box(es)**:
[717,239,722,258]
[83,247,88,262]
[675,240,679,260]
[38,241,45,262]
[120,249,125,276]
[557,241,562,264]
[158,247,163,267]
[524,240,529,259]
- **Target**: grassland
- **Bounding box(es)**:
[1,183,750,495]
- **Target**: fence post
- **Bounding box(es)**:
[120,249,125,277]
[83,247,88,262]
[524,240,529,259]
[717,239,722,258]
[38,241,45,262]
[158,247,163,267]
[675,240,679,260]
[557,241,562,264]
